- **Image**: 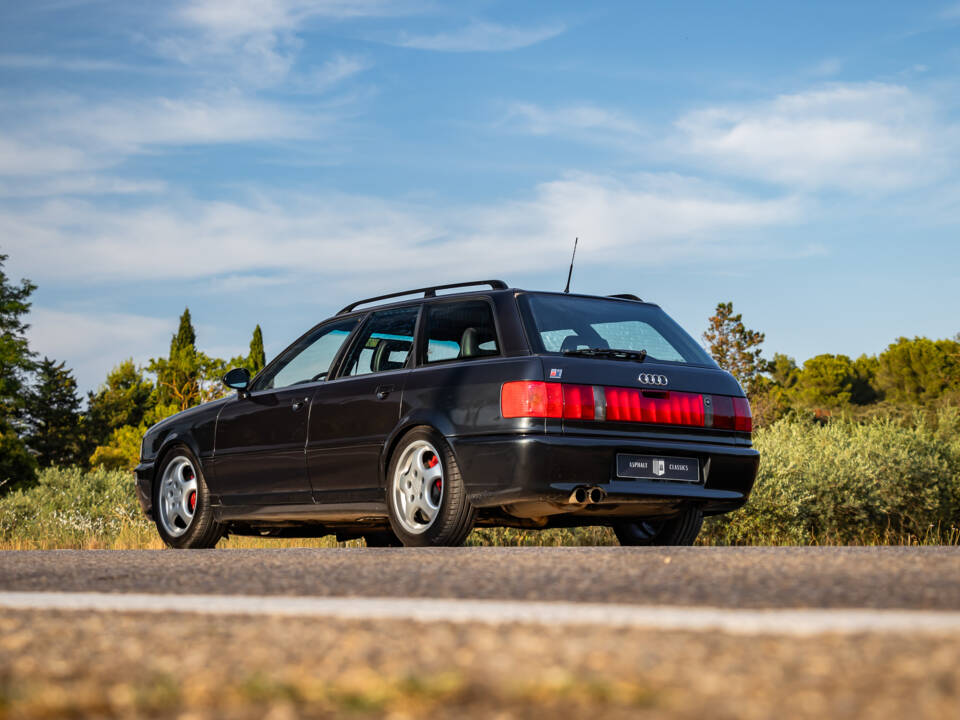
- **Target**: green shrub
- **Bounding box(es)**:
[0,465,150,546]
[702,408,960,544]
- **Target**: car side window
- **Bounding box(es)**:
[424,300,500,364]
[341,306,420,377]
[254,318,359,391]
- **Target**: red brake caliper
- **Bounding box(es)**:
[189,492,197,512]
[427,455,441,490]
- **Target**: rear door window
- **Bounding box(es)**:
[340,306,420,377]
[423,300,500,364]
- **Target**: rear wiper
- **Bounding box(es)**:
[562,347,647,362]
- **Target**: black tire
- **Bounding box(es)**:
[386,427,476,547]
[363,530,403,547]
[153,446,224,549]
[613,507,703,546]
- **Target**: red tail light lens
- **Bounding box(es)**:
[733,397,753,432]
[562,384,596,420]
[709,395,752,433]
[711,394,735,429]
[605,388,704,426]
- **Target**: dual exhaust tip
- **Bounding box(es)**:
[569,486,606,505]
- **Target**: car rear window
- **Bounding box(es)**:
[518,293,716,366]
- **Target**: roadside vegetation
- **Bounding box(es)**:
[3,410,958,549]
[1,250,959,548]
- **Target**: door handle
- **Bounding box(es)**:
[375,384,395,400]
[291,397,309,412]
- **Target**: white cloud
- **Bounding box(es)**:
[395,21,564,52]
[501,102,646,142]
[941,3,960,20]
[0,93,323,178]
[675,83,954,192]
[296,54,370,93]
[0,175,166,198]
[0,54,142,72]
[27,308,174,394]
[1,173,800,288]
[811,57,843,76]
[164,0,409,86]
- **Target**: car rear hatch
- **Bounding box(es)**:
[509,291,753,445]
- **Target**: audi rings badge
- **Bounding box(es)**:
[637,373,669,386]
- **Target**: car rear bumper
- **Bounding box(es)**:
[134,462,155,520]
[449,433,759,518]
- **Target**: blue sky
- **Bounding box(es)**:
[1,0,959,393]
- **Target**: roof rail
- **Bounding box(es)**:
[608,293,643,301]
[338,280,509,315]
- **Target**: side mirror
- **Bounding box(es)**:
[223,367,251,394]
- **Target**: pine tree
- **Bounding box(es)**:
[703,302,768,395]
[25,357,84,467]
[0,253,37,422]
[86,359,156,450]
[248,325,266,374]
[0,254,37,491]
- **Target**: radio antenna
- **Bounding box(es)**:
[563,237,578,293]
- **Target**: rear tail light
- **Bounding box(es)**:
[710,395,752,432]
[502,381,751,433]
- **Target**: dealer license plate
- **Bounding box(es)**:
[616,454,700,483]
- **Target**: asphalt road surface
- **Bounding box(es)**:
[3,547,960,719]
[2,546,959,608]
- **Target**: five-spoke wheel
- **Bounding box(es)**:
[158,456,198,538]
[392,440,444,534]
[153,447,223,549]
[386,427,475,546]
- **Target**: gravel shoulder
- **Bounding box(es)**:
[3,608,960,720]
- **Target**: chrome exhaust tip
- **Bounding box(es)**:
[569,487,588,504]
[587,487,606,504]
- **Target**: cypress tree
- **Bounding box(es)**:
[153,308,201,409]
[171,307,196,356]
[248,325,266,374]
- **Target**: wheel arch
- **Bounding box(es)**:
[379,411,459,483]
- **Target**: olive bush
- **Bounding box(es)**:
[702,409,960,544]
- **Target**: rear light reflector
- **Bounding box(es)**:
[605,387,704,426]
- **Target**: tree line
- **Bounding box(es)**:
[0,254,265,492]
[703,302,960,425]
[1,251,957,494]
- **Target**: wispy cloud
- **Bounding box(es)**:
[163,0,413,86]
[0,53,144,72]
[501,102,646,142]
[0,92,325,179]
[674,82,956,192]
[941,3,960,20]
[27,308,174,394]
[394,21,564,52]
[1,173,800,288]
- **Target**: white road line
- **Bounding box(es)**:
[1,591,959,636]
